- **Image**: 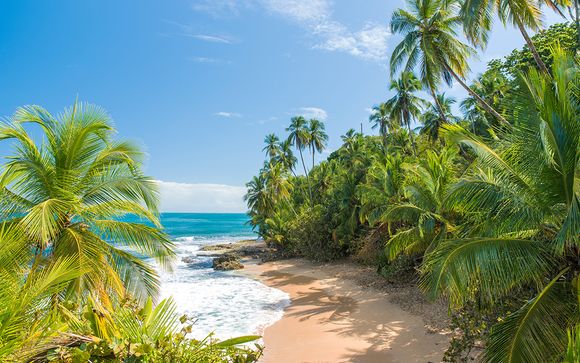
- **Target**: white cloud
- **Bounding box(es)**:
[214,111,242,118]
[157,181,247,213]
[190,56,228,63]
[191,0,245,16]
[191,0,391,62]
[260,0,330,22]
[188,34,233,44]
[260,0,390,61]
[164,20,236,44]
[298,107,327,120]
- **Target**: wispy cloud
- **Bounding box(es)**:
[190,56,229,64]
[191,0,391,62]
[261,0,390,61]
[297,107,327,120]
[191,0,247,17]
[215,111,242,118]
[188,34,233,44]
[164,19,237,44]
[157,180,246,212]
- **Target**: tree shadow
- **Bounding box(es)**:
[259,262,446,362]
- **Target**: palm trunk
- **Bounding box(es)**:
[298,147,313,202]
[405,113,416,156]
[443,63,509,126]
[429,87,448,123]
[576,0,580,47]
[311,146,315,173]
[514,17,550,74]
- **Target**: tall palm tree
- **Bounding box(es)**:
[460,0,571,74]
[0,102,175,304]
[420,93,460,142]
[276,139,298,177]
[384,71,426,154]
[262,133,280,159]
[390,0,508,125]
[307,119,328,171]
[286,116,312,201]
[421,49,579,362]
[369,102,397,147]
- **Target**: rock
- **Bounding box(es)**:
[212,253,244,271]
[181,256,197,264]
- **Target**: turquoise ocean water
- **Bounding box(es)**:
[147,213,289,339]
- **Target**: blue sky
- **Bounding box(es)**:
[0,0,563,212]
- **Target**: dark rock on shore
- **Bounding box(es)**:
[212,253,244,271]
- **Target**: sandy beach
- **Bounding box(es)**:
[243,259,449,363]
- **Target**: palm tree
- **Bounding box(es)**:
[262,133,280,159]
[460,67,510,134]
[358,153,406,227]
[0,224,80,361]
[382,146,458,260]
[390,0,508,125]
[369,102,397,147]
[286,116,312,201]
[244,174,271,236]
[384,71,426,154]
[0,102,175,304]
[420,93,460,142]
[460,0,571,74]
[421,49,579,362]
[276,139,298,177]
[307,119,328,171]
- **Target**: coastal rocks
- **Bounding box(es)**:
[181,256,197,264]
[212,253,244,271]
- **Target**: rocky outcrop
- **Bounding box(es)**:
[212,253,244,271]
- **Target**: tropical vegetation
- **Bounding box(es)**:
[0,104,261,362]
[245,0,579,358]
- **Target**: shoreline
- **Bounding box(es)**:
[241,258,450,363]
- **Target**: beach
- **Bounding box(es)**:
[243,258,450,363]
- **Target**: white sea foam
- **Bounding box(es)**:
[158,235,290,340]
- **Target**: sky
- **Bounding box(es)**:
[0,0,564,212]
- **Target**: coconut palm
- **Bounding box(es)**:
[245,173,271,237]
[276,139,298,176]
[369,103,398,147]
[358,153,406,227]
[0,224,80,361]
[420,93,460,142]
[0,102,175,304]
[382,146,458,260]
[286,116,312,201]
[307,119,328,171]
[384,71,426,154]
[460,0,571,73]
[262,133,280,159]
[263,162,293,205]
[421,48,579,362]
[461,67,511,136]
[390,0,508,125]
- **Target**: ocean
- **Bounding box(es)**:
[151,213,289,340]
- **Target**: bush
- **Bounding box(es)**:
[286,206,347,261]
[40,298,262,363]
[377,254,417,284]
